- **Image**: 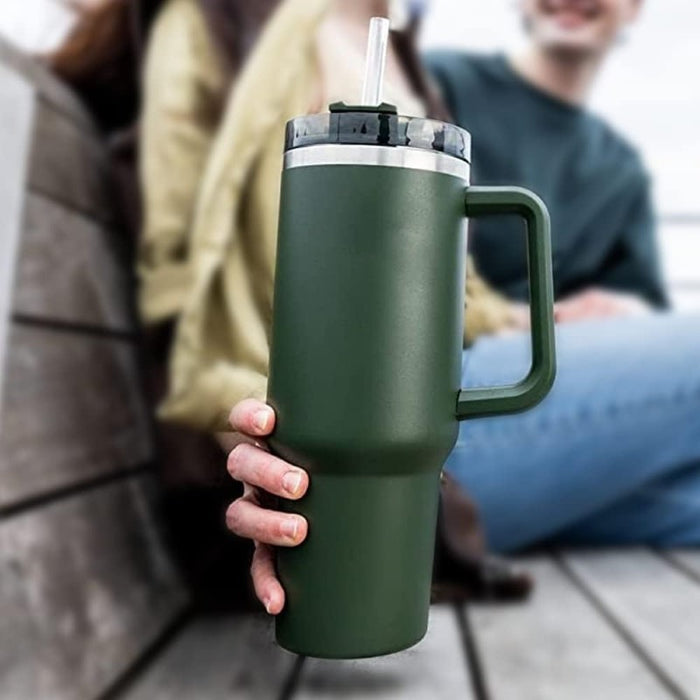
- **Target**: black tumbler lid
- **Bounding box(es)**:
[285,102,471,164]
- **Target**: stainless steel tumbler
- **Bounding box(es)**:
[266,100,556,659]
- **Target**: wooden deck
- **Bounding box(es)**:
[115,548,700,700]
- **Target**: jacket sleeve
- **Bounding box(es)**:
[597,173,669,308]
[464,256,518,345]
[138,0,226,323]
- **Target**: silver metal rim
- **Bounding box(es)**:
[284,144,470,181]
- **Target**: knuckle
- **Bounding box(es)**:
[226,445,241,476]
[248,450,283,494]
[227,443,251,479]
[258,517,279,543]
[248,448,269,481]
[225,500,246,535]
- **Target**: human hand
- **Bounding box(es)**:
[509,302,531,331]
[225,399,309,615]
[493,302,530,336]
[554,288,651,324]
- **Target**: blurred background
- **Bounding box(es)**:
[420,0,700,310]
[1,1,699,699]
[3,0,699,309]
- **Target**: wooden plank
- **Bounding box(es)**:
[0,63,35,414]
[563,548,700,699]
[13,192,134,331]
[123,615,296,700]
[0,36,95,133]
[468,556,671,700]
[294,606,474,699]
[27,98,115,224]
[0,325,153,508]
[0,475,188,700]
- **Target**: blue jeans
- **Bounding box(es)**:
[444,312,700,552]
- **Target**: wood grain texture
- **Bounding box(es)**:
[0,475,188,700]
[563,548,700,699]
[27,98,114,224]
[0,37,94,133]
[468,556,671,700]
[13,193,134,331]
[0,63,35,413]
[123,615,296,700]
[295,606,474,699]
[0,325,153,508]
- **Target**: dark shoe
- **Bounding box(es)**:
[432,473,534,603]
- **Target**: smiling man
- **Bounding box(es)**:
[426,0,668,319]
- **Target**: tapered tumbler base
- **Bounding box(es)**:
[275,469,441,659]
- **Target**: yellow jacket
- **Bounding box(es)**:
[139,0,516,432]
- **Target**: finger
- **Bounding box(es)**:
[251,543,285,615]
[228,443,308,500]
[228,399,276,437]
[226,497,308,547]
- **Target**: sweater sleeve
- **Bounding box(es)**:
[597,172,669,308]
[138,0,226,323]
[464,256,518,345]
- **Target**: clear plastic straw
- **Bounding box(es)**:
[361,17,390,106]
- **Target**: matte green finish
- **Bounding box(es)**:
[275,471,440,658]
[268,164,465,658]
[267,163,555,658]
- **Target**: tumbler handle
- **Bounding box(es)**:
[456,186,556,420]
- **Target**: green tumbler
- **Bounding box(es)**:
[266,103,556,659]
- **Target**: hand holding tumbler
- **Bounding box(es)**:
[266,19,556,659]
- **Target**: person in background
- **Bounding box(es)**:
[426,0,666,319]
[217,0,700,617]
[421,0,700,552]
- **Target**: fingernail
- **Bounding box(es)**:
[254,408,272,432]
[281,517,298,541]
[264,597,273,614]
[282,470,303,496]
